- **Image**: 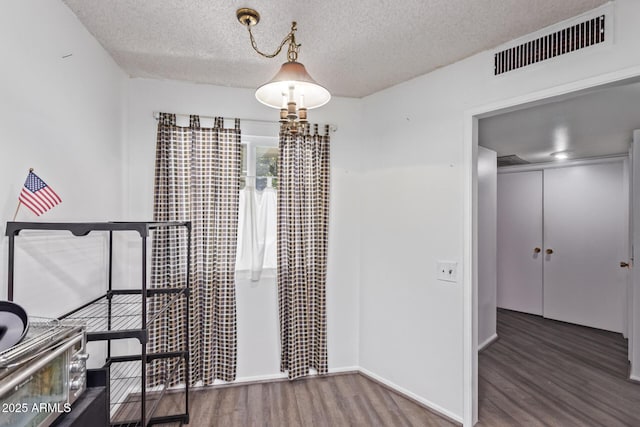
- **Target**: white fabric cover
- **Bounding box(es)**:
[236,178,277,280]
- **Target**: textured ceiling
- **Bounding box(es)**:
[62,0,608,98]
[479,80,640,164]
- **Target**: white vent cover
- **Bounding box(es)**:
[494,4,611,75]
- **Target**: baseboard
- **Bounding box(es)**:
[209,366,361,389]
[230,372,288,385]
[358,367,463,425]
[630,373,640,384]
[478,333,499,352]
[328,365,360,374]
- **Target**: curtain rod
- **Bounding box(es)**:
[152,111,337,132]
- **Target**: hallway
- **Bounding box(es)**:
[478,309,640,426]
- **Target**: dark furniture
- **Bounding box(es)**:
[52,369,109,427]
[6,221,191,426]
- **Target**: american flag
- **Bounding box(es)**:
[19,171,62,216]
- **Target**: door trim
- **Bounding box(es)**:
[630,131,640,379]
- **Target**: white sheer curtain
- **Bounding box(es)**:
[236,177,277,280]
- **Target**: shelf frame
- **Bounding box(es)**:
[5,221,191,427]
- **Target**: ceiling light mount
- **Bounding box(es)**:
[551,151,571,160]
[236,8,260,27]
[236,8,330,133]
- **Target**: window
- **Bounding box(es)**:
[255,146,278,190]
[240,143,278,190]
[236,139,278,279]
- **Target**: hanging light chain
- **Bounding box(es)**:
[246,21,300,61]
[236,8,329,134]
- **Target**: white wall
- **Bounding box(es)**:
[124,78,361,379]
[0,0,127,317]
[5,0,640,421]
[359,0,640,422]
[477,147,497,350]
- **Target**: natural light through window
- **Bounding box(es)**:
[236,140,278,280]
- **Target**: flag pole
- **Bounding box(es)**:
[12,201,21,221]
[12,168,33,221]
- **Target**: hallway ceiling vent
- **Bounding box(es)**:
[494,13,606,76]
[497,155,530,167]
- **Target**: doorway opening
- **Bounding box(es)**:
[464,68,640,426]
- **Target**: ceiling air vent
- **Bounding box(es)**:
[494,14,605,75]
[497,155,530,167]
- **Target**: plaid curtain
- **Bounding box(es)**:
[277,124,330,380]
[149,113,241,386]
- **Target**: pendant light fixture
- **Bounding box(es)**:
[237,8,331,133]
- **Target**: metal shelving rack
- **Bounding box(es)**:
[5,221,191,427]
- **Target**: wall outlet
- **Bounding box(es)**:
[437,261,458,282]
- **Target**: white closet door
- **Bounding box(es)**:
[543,162,627,333]
[497,171,543,315]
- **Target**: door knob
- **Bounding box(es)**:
[534,247,541,253]
[620,261,630,268]
[546,249,554,255]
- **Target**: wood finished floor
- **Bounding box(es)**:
[156,373,457,427]
[154,308,640,426]
[478,308,640,426]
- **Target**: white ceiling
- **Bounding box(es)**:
[61,0,607,98]
[479,80,640,164]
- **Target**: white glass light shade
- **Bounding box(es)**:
[255,61,330,110]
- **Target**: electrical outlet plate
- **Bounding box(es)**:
[437,261,458,282]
